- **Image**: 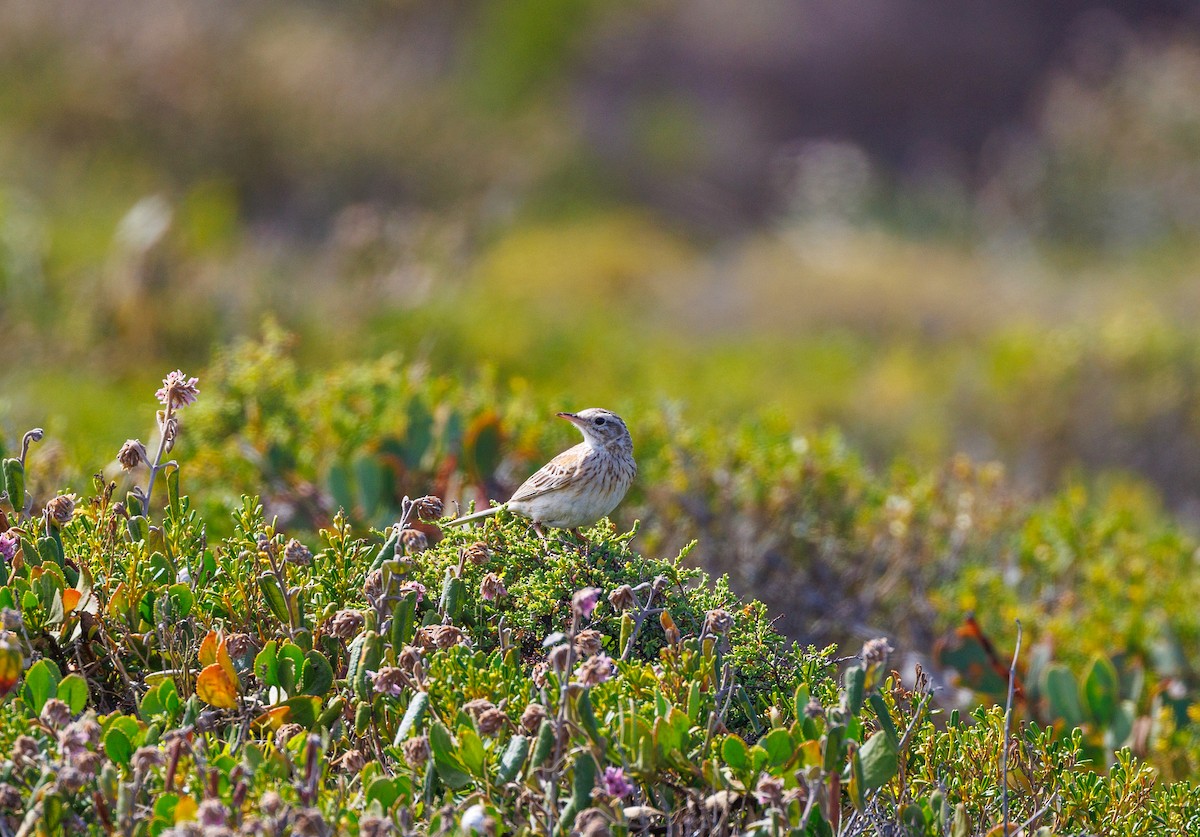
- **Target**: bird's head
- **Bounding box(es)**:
[558,408,632,452]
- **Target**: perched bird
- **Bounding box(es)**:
[447,408,636,537]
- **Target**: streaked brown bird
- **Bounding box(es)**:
[446,408,636,537]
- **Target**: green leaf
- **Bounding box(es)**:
[439,569,464,622]
[845,665,866,716]
[300,651,333,697]
[366,776,399,810]
[328,461,354,515]
[394,691,429,745]
[390,591,418,650]
[721,735,750,772]
[531,719,554,767]
[254,641,280,688]
[2,459,25,511]
[276,696,321,729]
[571,752,598,811]
[166,583,194,620]
[347,631,383,702]
[165,464,181,521]
[459,727,486,778]
[103,728,133,765]
[276,642,306,696]
[823,724,846,772]
[496,734,530,784]
[428,721,472,790]
[258,574,291,624]
[56,674,88,714]
[1043,664,1084,729]
[858,730,898,790]
[1082,655,1119,726]
[760,728,793,768]
[22,659,60,715]
[868,693,900,748]
[353,455,386,516]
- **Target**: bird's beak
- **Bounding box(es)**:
[557,411,582,425]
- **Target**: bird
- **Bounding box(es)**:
[446,408,636,538]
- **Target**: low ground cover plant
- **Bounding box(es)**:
[0,368,1197,834]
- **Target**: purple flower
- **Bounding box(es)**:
[571,587,603,619]
[155,370,200,409]
[399,580,426,603]
[602,766,635,798]
[0,532,17,562]
[368,667,405,697]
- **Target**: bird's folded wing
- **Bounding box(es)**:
[508,446,585,503]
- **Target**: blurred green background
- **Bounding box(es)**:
[4,0,1200,509]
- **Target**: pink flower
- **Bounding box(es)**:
[602,766,634,798]
[155,370,200,409]
[399,580,426,603]
[571,587,603,619]
[0,532,16,561]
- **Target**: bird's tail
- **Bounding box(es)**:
[444,504,507,528]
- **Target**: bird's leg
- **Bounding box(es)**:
[531,522,548,540]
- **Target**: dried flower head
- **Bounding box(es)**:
[861,637,894,668]
[363,569,385,601]
[571,587,603,619]
[530,662,549,688]
[704,609,734,636]
[397,645,424,682]
[413,496,444,521]
[753,774,785,808]
[283,538,313,566]
[40,698,72,729]
[75,751,103,775]
[54,766,86,793]
[607,584,637,611]
[45,494,77,528]
[291,808,327,837]
[0,608,21,630]
[0,784,21,811]
[0,532,16,562]
[131,745,164,773]
[574,629,604,656]
[335,748,367,774]
[359,814,396,837]
[651,575,669,594]
[575,654,616,688]
[520,703,547,734]
[13,735,39,767]
[430,625,465,649]
[477,708,507,737]
[804,698,825,720]
[274,723,304,750]
[156,370,200,410]
[117,439,148,470]
[259,791,283,817]
[370,667,406,698]
[462,542,491,566]
[574,808,611,837]
[546,643,571,673]
[602,766,635,799]
[329,609,365,640]
[197,799,229,828]
[479,572,507,601]
[58,718,98,760]
[402,735,429,768]
[399,528,428,554]
[224,633,256,660]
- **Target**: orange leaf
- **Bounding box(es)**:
[62,589,82,613]
[198,630,219,667]
[253,705,292,732]
[196,663,238,709]
[216,638,238,687]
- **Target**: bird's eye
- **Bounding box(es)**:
[593,417,607,426]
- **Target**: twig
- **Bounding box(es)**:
[1016,792,1059,835]
[1002,620,1022,837]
